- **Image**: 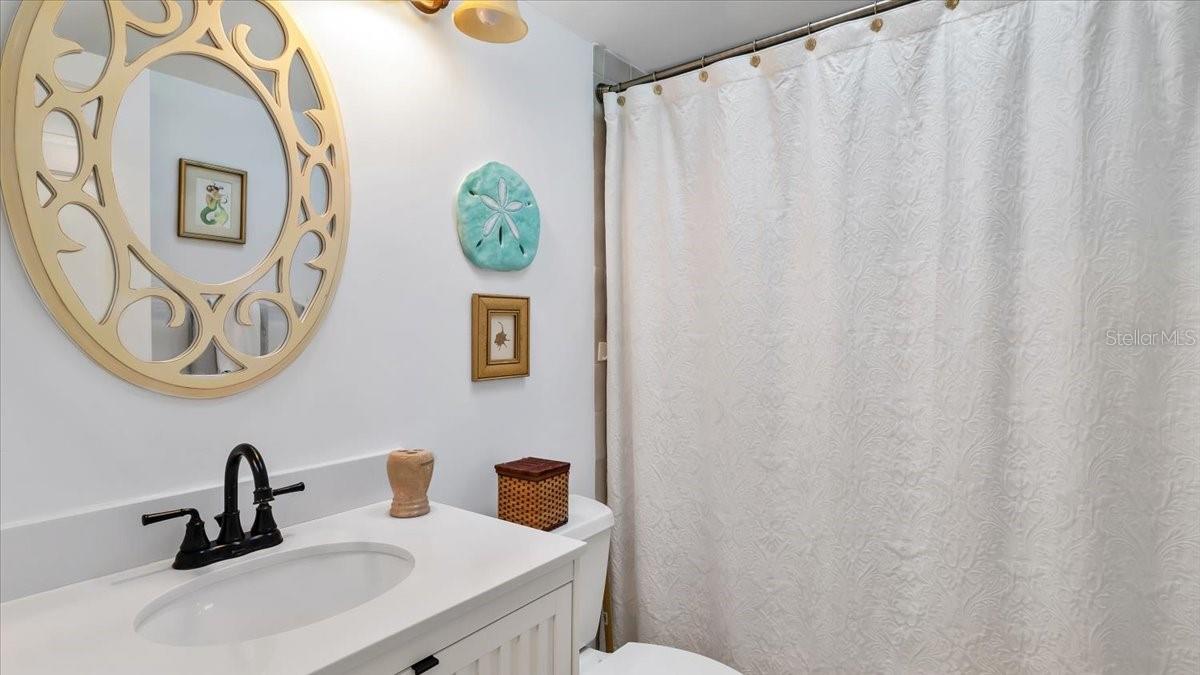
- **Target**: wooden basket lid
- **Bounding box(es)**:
[495,457,570,479]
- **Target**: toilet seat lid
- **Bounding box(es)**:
[586,642,740,675]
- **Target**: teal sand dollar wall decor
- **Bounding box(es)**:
[457,162,540,271]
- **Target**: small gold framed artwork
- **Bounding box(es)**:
[472,294,530,381]
[177,159,247,244]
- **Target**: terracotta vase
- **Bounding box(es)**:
[387,449,434,517]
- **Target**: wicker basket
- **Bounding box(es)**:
[495,457,570,531]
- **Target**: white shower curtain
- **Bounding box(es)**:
[603,1,1199,672]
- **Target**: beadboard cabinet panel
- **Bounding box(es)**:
[435,584,573,675]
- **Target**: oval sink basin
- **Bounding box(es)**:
[135,542,413,646]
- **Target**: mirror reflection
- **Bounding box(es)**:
[112,53,287,284]
[47,0,325,374]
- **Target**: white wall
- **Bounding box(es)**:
[0,1,595,527]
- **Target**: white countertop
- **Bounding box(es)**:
[0,501,583,674]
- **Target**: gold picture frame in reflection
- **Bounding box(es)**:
[472,294,530,381]
[177,158,247,244]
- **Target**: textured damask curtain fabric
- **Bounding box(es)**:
[603,1,1199,672]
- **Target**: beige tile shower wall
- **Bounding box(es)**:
[592,47,641,503]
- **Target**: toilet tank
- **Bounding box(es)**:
[554,494,614,652]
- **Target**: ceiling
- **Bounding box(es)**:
[528,0,868,75]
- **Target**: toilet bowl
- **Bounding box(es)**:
[555,494,740,674]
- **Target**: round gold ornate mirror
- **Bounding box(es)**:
[1,0,349,397]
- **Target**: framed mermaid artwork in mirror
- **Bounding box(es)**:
[178,159,247,244]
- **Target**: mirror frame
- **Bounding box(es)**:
[0,0,349,397]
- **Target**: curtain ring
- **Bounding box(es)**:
[652,71,662,96]
[805,22,817,51]
[945,0,959,9]
[699,55,709,82]
[750,39,761,68]
[870,1,883,32]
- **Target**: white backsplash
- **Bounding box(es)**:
[1,450,392,601]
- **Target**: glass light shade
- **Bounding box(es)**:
[453,0,528,43]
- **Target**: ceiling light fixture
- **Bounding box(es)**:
[409,0,528,44]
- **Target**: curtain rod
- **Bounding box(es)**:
[595,0,926,99]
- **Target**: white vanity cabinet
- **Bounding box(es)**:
[415,584,573,675]
[333,563,578,675]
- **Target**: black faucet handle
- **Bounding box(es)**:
[249,483,304,537]
[272,481,305,497]
[251,481,305,505]
[141,508,211,554]
[142,508,200,526]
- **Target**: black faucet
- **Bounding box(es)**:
[141,443,305,570]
